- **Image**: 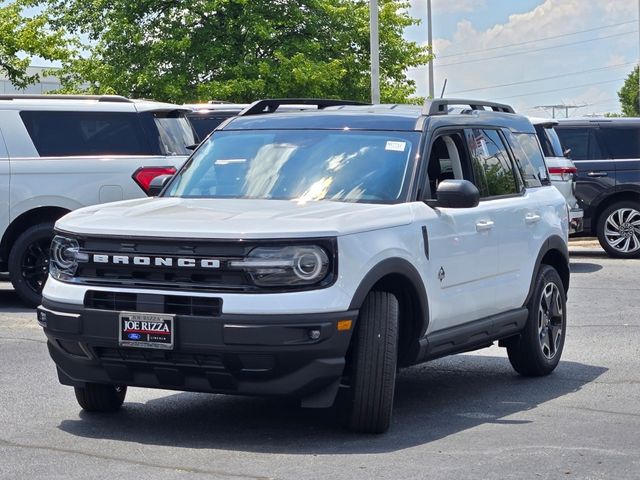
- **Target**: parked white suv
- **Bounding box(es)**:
[38,98,570,433]
[530,117,583,234]
[0,94,196,306]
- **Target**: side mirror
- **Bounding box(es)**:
[563,148,572,158]
[148,174,173,197]
[426,179,480,209]
[186,143,200,151]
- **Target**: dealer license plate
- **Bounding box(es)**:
[119,312,174,350]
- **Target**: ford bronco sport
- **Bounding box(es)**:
[38,98,570,433]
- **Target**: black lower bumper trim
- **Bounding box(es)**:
[39,300,357,401]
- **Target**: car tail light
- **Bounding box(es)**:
[548,166,577,182]
[132,167,177,194]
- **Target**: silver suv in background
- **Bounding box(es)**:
[0,94,195,306]
[530,117,583,234]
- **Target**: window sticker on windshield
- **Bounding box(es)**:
[385,141,406,152]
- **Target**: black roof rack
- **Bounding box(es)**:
[423,98,515,116]
[238,98,369,116]
[0,94,133,103]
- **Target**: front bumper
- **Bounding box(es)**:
[569,207,584,235]
[38,300,357,405]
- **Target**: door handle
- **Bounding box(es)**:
[476,220,494,232]
[587,171,608,177]
[525,213,541,224]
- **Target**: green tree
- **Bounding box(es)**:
[0,1,73,88]
[618,66,639,117]
[36,0,430,103]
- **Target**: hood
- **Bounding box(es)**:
[56,197,415,239]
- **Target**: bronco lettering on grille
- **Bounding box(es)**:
[92,254,220,269]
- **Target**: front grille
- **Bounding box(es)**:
[85,290,222,317]
[64,235,337,292]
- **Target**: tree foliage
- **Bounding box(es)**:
[618,66,639,117]
[0,1,73,88]
[36,0,431,103]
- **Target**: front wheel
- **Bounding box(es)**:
[507,265,566,376]
[8,223,55,307]
[74,384,127,412]
[597,201,640,258]
[347,291,399,434]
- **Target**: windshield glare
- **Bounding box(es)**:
[166,130,418,203]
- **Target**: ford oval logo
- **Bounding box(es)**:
[128,333,141,340]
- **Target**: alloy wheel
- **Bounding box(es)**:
[604,207,640,254]
[20,237,51,295]
[538,282,563,360]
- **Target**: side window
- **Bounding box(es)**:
[466,129,519,198]
[556,127,603,160]
[425,132,468,199]
[20,111,153,157]
[598,127,640,159]
[506,131,548,188]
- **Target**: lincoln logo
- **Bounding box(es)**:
[92,254,220,269]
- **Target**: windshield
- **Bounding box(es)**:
[154,112,197,155]
[165,130,419,203]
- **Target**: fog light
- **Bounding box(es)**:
[308,329,321,340]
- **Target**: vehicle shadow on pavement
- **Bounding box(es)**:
[570,262,603,274]
[0,285,33,313]
[57,355,607,453]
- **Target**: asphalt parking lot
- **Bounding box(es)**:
[0,241,638,480]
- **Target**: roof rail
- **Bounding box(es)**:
[423,98,515,116]
[0,94,133,103]
[238,98,369,116]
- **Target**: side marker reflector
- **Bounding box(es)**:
[337,320,353,331]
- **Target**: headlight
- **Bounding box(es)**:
[50,235,87,280]
[229,245,330,287]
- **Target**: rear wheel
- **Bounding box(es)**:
[507,265,566,376]
[597,201,640,258]
[347,291,398,434]
[74,384,127,412]
[8,223,55,307]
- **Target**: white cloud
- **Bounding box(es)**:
[407,0,635,114]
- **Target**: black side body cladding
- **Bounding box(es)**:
[525,235,570,305]
[348,257,430,337]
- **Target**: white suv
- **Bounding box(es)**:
[37,99,570,433]
[0,94,196,306]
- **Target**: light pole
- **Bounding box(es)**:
[370,0,380,104]
[427,0,435,98]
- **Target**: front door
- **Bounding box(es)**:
[418,130,499,332]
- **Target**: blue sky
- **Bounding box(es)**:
[404,0,640,116]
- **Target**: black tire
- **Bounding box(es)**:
[507,265,566,377]
[348,291,399,434]
[8,222,55,307]
[74,384,127,412]
[597,201,640,259]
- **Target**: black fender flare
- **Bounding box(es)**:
[348,257,430,337]
[525,235,570,305]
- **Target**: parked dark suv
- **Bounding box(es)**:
[555,118,640,258]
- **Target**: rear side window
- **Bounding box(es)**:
[534,125,564,157]
[466,129,519,198]
[555,127,603,161]
[20,111,152,157]
[507,131,549,188]
[598,127,640,159]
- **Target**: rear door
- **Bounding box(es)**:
[596,124,640,185]
[556,125,614,229]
